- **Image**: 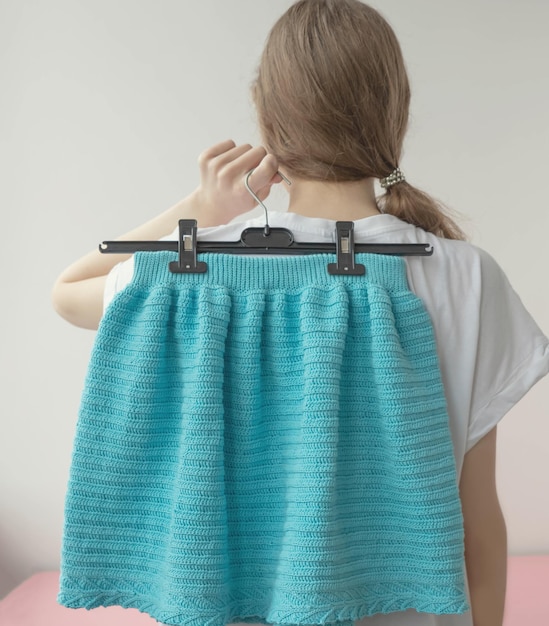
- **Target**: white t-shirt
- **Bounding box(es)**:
[103,210,549,626]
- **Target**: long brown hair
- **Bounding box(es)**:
[251,0,466,240]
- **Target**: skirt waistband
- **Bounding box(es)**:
[132,251,410,292]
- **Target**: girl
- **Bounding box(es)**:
[52,2,549,625]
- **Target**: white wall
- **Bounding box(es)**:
[1,0,547,599]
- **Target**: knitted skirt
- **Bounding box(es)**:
[58,250,469,626]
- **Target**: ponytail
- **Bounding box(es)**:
[378,181,467,241]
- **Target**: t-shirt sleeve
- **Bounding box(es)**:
[103,257,136,315]
[102,227,187,315]
[466,248,549,451]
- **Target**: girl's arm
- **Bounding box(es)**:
[51,141,282,330]
[459,425,507,626]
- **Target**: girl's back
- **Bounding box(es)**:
[52,1,549,624]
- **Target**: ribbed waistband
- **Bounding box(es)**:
[132,251,410,292]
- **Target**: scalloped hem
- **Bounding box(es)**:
[57,589,470,626]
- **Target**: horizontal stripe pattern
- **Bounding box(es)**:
[59,251,469,626]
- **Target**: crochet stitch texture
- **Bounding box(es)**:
[58,250,470,626]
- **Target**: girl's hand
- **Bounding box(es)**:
[51,140,285,330]
[192,140,284,224]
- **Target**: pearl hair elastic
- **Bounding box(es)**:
[380,167,406,189]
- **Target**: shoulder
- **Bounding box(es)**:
[366,218,492,307]
[427,235,504,297]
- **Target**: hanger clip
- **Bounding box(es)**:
[169,219,208,274]
[327,221,365,275]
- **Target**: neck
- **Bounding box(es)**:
[281,173,381,221]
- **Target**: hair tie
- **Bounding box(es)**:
[380,167,406,189]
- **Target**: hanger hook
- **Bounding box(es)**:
[244,168,292,236]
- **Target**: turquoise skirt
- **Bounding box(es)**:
[58,251,469,626]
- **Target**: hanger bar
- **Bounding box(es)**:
[99,240,432,256]
[99,220,433,275]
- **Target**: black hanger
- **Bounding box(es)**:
[99,168,433,275]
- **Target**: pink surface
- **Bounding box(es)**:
[0,557,548,625]
[0,571,158,626]
[503,555,549,626]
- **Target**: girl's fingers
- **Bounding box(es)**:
[197,141,282,214]
[197,139,236,166]
[199,141,263,172]
[199,141,279,184]
[223,145,268,177]
[211,143,256,169]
